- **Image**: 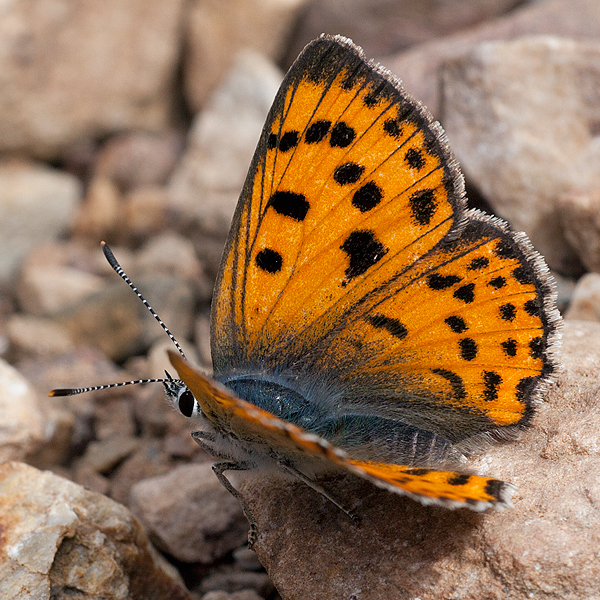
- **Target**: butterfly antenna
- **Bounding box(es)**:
[101,241,186,359]
[49,377,173,397]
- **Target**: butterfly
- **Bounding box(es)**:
[52,35,560,547]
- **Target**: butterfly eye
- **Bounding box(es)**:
[178,389,195,418]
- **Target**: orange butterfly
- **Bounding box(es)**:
[53,35,560,546]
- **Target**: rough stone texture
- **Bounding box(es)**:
[558,188,600,273]
[564,273,600,322]
[384,0,600,119]
[0,359,46,461]
[286,0,523,61]
[7,314,76,357]
[201,591,264,600]
[94,130,184,191]
[129,463,248,563]
[0,160,81,282]
[0,0,185,158]
[183,0,305,111]
[168,50,282,243]
[233,321,600,600]
[0,462,191,600]
[441,36,600,275]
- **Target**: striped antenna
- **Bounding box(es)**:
[101,241,186,359]
[49,243,189,398]
[50,377,171,397]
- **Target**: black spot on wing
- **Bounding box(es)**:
[459,338,478,361]
[427,273,461,290]
[447,473,471,486]
[468,256,489,271]
[409,189,437,226]
[501,339,517,357]
[341,230,387,283]
[383,118,402,138]
[267,133,278,149]
[454,283,475,304]
[367,314,408,340]
[499,303,517,322]
[483,371,502,401]
[529,337,544,360]
[334,162,365,185]
[268,191,310,222]
[330,122,356,148]
[352,181,383,212]
[488,276,506,290]
[305,120,331,144]
[405,148,425,170]
[279,131,300,152]
[445,315,467,333]
[255,248,282,274]
[432,368,466,400]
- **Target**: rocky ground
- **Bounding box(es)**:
[2,1,600,599]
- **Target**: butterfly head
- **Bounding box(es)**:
[162,370,203,419]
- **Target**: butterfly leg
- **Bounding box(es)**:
[191,430,260,548]
[277,459,360,525]
[212,461,260,549]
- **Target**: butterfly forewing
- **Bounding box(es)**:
[212,36,464,374]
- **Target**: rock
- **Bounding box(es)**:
[225,321,600,600]
[78,434,140,474]
[122,185,171,242]
[183,0,305,111]
[0,359,46,461]
[95,130,184,190]
[286,0,522,61]
[129,463,248,563]
[200,570,274,597]
[383,0,600,119]
[564,273,600,322]
[0,462,191,600]
[441,36,600,275]
[17,263,104,316]
[0,0,185,158]
[0,160,81,282]
[6,314,76,357]
[558,188,600,273]
[201,591,264,600]
[168,50,282,240]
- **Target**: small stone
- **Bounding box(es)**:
[233,547,263,572]
[95,130,184,190]
[123,185,170,241]
[0,359,46,461]
[129,463,248,563]
[564,273,600,322]
[0,160,81,282]
[200,570,274,597]
[79,434,140,474]
[6,314,76,357]
[17,264,104,317]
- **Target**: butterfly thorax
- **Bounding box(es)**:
[224,376,325,431]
